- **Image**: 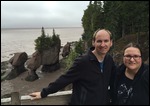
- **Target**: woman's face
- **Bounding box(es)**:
[123,47,142,72]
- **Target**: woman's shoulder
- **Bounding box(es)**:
[142,63,149,76]
[143,63,149,69]
[141,63,149,82]
[143,63,149,72]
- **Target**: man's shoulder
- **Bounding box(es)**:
[74,54,88,63]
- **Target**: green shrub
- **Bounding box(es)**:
[34,27,60,52]
[75,38,84,55]
[65,49,79,71]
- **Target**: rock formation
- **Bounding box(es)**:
[6,52,28,80]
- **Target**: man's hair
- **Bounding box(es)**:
[92,28,112,41]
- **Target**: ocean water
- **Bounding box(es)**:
[1,27,83,62]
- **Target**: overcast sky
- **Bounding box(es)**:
[1,1,89,28]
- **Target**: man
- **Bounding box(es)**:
[29,29,116,105]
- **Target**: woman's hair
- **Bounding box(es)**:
[123,42,142,57]
[92,28,112,41]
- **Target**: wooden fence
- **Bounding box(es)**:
[1,90,72,105]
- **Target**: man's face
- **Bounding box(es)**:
[92,30,112,55]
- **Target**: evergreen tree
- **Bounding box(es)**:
[34,27,60,52]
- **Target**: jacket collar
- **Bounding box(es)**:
[88,47,97,61]
[87,47,109,63]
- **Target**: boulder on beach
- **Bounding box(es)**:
[62,42,71,57]
[6,52,28,80]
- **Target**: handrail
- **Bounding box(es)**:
[1,90,72,105]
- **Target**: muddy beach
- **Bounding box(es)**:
[1,66,66,98]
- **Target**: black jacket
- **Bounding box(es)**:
[113,63,149,105]
[41,47,116,105]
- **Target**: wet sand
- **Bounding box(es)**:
[1,67,66,98]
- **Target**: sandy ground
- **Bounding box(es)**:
[1,67,66,98]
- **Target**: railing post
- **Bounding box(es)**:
[11,92,21,105]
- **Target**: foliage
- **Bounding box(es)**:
[81,1,104,47]
[64,49,79,71]
[110,32,149,65]
[75,38,84,55]
[82,1,149,49]
[34,27,60,52]
[63,39,84,71]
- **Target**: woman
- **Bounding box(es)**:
[113,42,149,105]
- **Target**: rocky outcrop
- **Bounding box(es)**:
[41,42,61,72]
[41,47,60,65]
[62,42,70,57]
[9,52,28,66]
[6,52,28,80]
[25,51,41,81]
[26,51,41,70]
[1,61,13,82]
[25,40,61,81]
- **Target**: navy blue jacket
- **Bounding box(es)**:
[113,63,149,105]
[41,47,116,105]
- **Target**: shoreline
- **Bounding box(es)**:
[1,47,71,98]
[1,41,77,98]
[1,66,66,98]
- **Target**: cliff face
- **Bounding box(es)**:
[110,32,149,65]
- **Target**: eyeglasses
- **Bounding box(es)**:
[124,55,141,60]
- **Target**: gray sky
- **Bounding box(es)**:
[1,1,89,28]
